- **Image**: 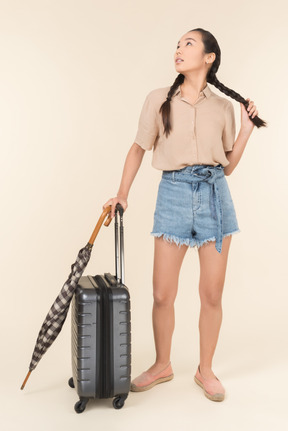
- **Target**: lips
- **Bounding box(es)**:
[175,58,184,63]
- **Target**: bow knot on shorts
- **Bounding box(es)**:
[151,164,240,254]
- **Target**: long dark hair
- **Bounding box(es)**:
[160,28,267,138]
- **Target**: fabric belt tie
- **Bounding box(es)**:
[162,164,224,254]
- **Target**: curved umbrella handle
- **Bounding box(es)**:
[88,205,112,246]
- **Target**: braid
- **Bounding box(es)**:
[208,73,267,128]
[159,73,185,137]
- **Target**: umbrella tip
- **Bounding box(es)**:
[20,370,32,390]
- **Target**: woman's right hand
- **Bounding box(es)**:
[103,196,128,219]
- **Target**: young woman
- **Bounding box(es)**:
[103,28,266,402]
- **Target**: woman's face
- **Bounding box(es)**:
[174,31,207,73]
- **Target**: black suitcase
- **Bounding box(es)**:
[68,204,131,413]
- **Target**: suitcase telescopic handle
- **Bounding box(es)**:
[87,204,125,285]
[114,203,125,285]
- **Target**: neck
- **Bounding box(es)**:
[181,75,207,94]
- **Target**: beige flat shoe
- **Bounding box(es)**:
[194,364,225,402]
[130,362,174,392]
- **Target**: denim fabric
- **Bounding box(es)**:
[151,164,240,254]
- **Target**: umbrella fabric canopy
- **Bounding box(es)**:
[21,205,113,390]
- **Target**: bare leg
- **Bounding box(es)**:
[197,235,232,379]
[146,236,189,374]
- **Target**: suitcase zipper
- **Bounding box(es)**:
[95,275,112,398]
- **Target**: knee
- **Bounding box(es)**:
[199,285,223,307]
[153,284,177,307]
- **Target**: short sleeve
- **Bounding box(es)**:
[134,92,159,151]
[222,101,236,152]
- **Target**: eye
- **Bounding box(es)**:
[176,41,192,49]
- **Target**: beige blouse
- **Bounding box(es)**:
[133,83,236,171]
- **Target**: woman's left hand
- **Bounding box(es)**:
[240,98,258,134]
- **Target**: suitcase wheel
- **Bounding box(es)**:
[68,377,75,388]
[74,398,88,414]
[113,394,128,410]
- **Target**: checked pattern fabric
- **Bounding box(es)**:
[28,242,93,371]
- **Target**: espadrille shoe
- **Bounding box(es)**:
[130,362,174,392]
[194,365,225,402]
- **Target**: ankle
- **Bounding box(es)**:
[155,360,171,367]
[147,361,171,374]
[199,364,216,379]
[199,363,212,372]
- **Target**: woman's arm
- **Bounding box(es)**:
[103,142,145,218]
[224,98,258,176]
[224,128,253,176]
[117,142,145,200]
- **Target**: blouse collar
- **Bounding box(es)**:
[174,83,212,99]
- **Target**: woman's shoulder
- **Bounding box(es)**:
[144,86,171,101]
[208,86,234,109]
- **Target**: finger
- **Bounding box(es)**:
[103,200,111,210]
[111,203,116,218]
[247,101,254,111]
[249,106,257,116]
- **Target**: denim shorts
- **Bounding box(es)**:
[151,164,241,254]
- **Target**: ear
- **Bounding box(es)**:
[206,52,216,64]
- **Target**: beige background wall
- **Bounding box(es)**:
[1,0,287,429]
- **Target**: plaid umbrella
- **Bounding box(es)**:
[21,204,114,390]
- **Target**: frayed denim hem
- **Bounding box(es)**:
[151,229,241,250]
[195,229,241,249]
[150,232,191,248]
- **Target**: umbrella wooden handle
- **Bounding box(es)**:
[88,205,112,246]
